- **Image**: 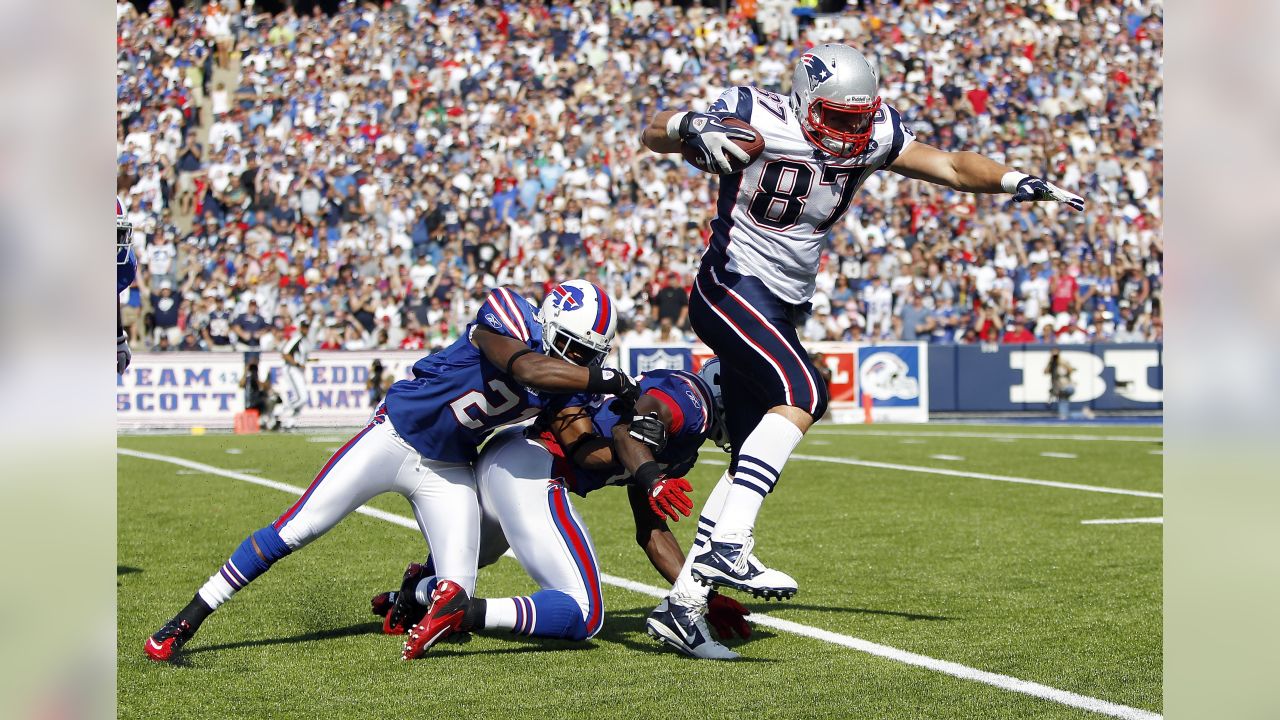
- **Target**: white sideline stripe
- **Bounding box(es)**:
[696,454,1158,498]
[791,454,1163,499]
[1040,452,1078,459]
[929,454,965,461]
[118,447,1160,720]
[1082,517,1163,525]
[118,448,421,531]
[809,428,1162,443]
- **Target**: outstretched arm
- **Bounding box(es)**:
[890,141,1083,210]
[471,325,635,398]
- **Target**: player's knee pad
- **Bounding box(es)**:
[526,589,598,641]
[229,526,293,581]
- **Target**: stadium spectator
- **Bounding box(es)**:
[115,0,1163,353]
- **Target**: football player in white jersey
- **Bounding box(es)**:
[640,43,1083,652]
[270,317,312,431]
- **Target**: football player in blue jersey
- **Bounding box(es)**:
[372,363,752,660]
[641,44,1084,610]
[117,197,137,374]
[144,280,641,662]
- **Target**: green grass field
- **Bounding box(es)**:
[117,423,1162,720]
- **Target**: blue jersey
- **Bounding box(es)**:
[385,287,555,463]
[117,247,138,294]
[556,369,716,497]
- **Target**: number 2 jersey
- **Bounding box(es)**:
[542,369,718,497]
[384,287,556,463]
[704,85,915,305]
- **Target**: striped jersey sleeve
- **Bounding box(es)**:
[645,371,711,438]
[476,286,541,350]
[705,86,755,124]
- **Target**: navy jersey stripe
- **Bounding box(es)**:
[735,86,754,123]
[882,106,907,169]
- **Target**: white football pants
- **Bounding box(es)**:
[273,419,480,594]
[473,428,603,633]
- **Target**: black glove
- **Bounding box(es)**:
[625,411,667,452]
[588,366,640,405]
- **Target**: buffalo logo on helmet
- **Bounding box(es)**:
[552,283,585,309]
[801,53,835,92]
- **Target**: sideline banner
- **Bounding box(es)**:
[116,351,423,430]
[623,341,929,423]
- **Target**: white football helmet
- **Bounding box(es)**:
[116,196,134,264]
[790,43,882,158]
[538,280,617,367]
[696,356,730,452]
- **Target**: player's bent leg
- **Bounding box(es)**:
[405,431,605,658]
[403,459,479,596]
[377,510,509,635]
[687,271,826,600]
[145,420,407,662]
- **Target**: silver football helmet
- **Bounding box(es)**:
[696,357,730,452]
[789,43,882,158]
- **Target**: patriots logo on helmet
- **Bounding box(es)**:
[552,284,585,309]
[802,54,834,92]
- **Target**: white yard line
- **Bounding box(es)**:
[929,454,965,461]
[118,447,1160,720]
[1040,452,1078,460]
[790,454,1162,499]
[809,428,1161,443]
[702,453,1159,498]
[1082,517,1164,525]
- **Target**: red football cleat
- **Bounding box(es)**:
[144,617,196,662]
[378,562,433,635]
[402,580,472,660]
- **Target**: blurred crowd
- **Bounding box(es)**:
[116,0,1163,354]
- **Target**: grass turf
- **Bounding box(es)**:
[118,424,1162,719]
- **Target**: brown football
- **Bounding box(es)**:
[680,117,765,175]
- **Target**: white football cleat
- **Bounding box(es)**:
[690,530,798,601]
[646,595,740,660]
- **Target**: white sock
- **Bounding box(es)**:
[712,413,804,539]
[482,598,520,631]
[197,573,237,609]
[671,471,733,601]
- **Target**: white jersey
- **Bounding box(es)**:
[282,332,311,366]
[704,86,915,304]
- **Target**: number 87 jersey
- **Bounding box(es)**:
[704,85,914,305]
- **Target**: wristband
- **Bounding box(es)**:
[586,364,618,394]
[665,112,688,141]
[1000,171,1030,194]
[632,461,661,489]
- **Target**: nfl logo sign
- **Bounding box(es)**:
[634,349,690,373]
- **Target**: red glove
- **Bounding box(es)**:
[707,592,752,639]
[648,476,694,521]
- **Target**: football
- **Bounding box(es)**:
[680,117,765,175]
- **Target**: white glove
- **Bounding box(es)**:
[117,332,132,375]
[668,112,755,174]
[1002,172,1085,211]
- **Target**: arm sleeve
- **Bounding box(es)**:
[476,286,540,349]
[880,105,915,170]
[705,86,755,124]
